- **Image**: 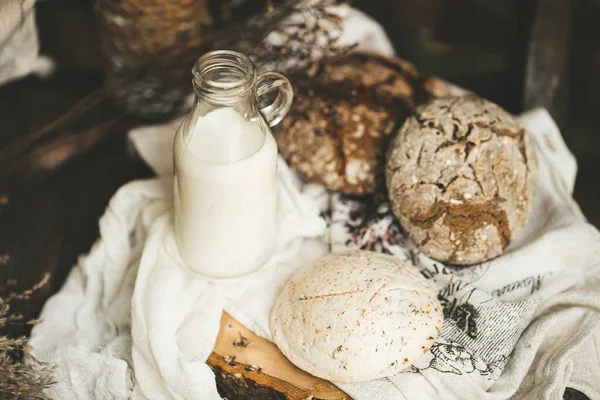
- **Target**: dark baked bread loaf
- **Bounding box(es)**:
[275,52,450,195]
[386,96,539,265]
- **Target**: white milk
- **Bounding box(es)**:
[173,107,278,277]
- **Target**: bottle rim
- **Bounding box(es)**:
[192,50,257,103]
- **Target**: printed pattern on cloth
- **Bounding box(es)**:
[330,181,594,389]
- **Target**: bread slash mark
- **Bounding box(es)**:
[299,289,363,301]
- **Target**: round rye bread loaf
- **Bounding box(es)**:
[270,251,443,383]
[386,96,539,265]
[274,52,450,195]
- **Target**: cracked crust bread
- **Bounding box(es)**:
[270,250,443,382]
[274,52,450,195]
[386,96,539,265]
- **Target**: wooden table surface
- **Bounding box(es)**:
[0,71,152,339]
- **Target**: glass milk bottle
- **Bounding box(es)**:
[173,50,293,277]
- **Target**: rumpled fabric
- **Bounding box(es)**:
[30,160,327,400]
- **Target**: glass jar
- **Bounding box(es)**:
[173,50,293,277]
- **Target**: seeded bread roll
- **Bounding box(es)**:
[270,250,443,383]
[275,52,450,195]
[386,96,539,265]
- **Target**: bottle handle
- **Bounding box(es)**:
[255,72,293,127]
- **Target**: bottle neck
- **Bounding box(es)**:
[192,50,257,107]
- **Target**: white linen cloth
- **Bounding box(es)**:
[0,1,53,85]
[28,7,600,400]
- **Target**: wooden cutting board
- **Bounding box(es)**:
[209,312,349,400]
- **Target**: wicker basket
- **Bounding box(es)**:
[96,0,214,118]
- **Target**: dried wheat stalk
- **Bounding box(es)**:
[0,274,55,399]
